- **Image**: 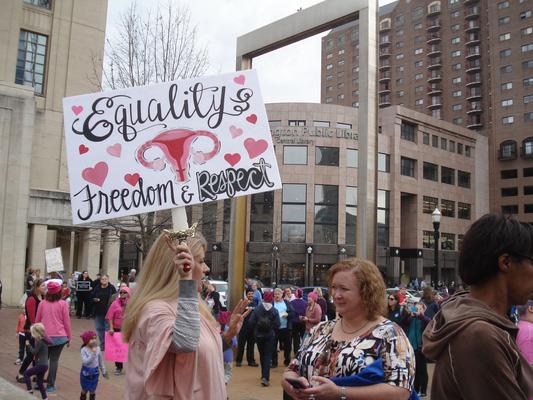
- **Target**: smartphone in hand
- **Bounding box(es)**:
[286,377,309,389]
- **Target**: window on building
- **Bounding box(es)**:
[524,186,533,195]
[452,63,462,71]
[441,199,455,217]
[415,60,423,67]
[442,166,455,185]
[282,184,306,243]
[377,190,390,247]
[453,117,463,125]
[337,35,346,47]
[457,143,464,154]
[441,137,448,150]
[501,187,518,197]
[451,50,461,57]
[525,204,533,213]
[15,30,48,95]
[378,153,390,172]
[458,202,471,219]
[521,10,532,19]
[415,99,424,106]
[316,146,339,166]
[501,169,518,179]
[522,60,533,69]
[458,171,471,188]
[423,162,439,181]
[452,77,461,84]
[423,132,430,145]
[499,16,511,25]
[500,48,512,58]
[525,167,533,177]
[522,137,533,156]
[269,120,281,128]
[401,121,416,142]
[23,0,51,8]
[522,43,533,53]
[501,99,514,107]
[525,112,533,121]
[414,22,423,30]
[458,234,464,250]
[524,95,533,104]
[451,37,461,44]
[345,186,357,245]
[522,27,533,36]
[452,90,462,97]
[423,196,438,215]
[401,157,416,177]
[314,185,338,244]
[415,48,423,55]
[283,146,307,165]
[524,77,533,87]
[452,104,462,111]
[449,140,455,152]
[346,148,358,168]
[451,23,460,31]
[415,73,423,80]
[289,120,306,126]
[500,140,517,158]
[497,1,510,9]
[423,230,435,249]
[313,121,330,128]
[501,205,518,214]
[250,192,274,242]
[500,33,511,41]
[451,10,460,18]
[432,135,439,147]
[441,233,455,250]
[502,82,513,90]
[502,116,515,124]
[395,14,405,26]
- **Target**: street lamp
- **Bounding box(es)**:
[306,245,313,286]
[432,207,441,288]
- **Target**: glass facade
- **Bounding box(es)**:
[345,186,357,245]
[16,30,47,95]
[282,184,306,243]
[377,190,390,247]
[250,192,274,242]
[314,185,339,244]
[316,147,339,166]
[283,146,307,165]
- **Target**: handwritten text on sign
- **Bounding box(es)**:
[104,332,128,363]
[62,70,281,224]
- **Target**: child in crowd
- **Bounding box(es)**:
[80,331,108,400]
[23,323,51,400]
[15,309,27,365]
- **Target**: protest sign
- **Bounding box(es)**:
[62,70,281,224]
[104,332,128,363]
[44,247,64,273]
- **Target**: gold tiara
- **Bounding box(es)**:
[163,223,198,244]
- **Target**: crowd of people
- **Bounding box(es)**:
[8,213,533,400]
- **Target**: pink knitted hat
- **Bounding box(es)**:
[46,281,61,295]
[80,331,97,345]
[308,292,318,302]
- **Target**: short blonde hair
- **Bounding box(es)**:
[328,258,386,320]
[30,323,45,340]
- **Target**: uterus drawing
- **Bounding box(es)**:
[136,128,221,182]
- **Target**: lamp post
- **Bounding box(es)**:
[306,245,313,286]
[432,208,441,288]
[272,244,279,288]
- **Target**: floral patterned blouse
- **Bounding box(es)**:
[289,318,415,391]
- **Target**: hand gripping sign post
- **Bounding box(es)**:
[62,71,281,254]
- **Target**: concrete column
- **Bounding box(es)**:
[79,229,101,278]
[387,256,401,285]
[28,224,48,271]
[101,230,120,282]
[58,230,74,276]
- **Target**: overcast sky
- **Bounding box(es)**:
[106,0,396,103]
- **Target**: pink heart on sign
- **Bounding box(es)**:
[106,143,122,158]
[246,114,257,124]
[72,105,83,116]
[244,138,268,159]
[230,125,243,138]
[233,75,245,85]
[124,173,140,187]
[79,144,89,155]
[82,162,108,187]
[224,153,241,167]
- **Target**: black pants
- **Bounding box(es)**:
[18,335,34,375]
[236,327,256,365]
[272,328,292,366]
[18,334,26,360]
[114,328,123,370]
[256,335,274,381]
[414,349,428,395]
[76,293,91,317]
[291,323,305,357]
[47,343,66,387]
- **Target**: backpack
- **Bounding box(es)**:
[256,311,272,333]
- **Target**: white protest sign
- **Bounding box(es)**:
[45,247,64,273]
[62,70,281,224]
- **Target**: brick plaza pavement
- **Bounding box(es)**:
[0,307,432,399]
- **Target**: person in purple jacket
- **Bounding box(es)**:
[289,289,307,357]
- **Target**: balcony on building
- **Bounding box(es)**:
[427,4,441,17]
[379,59,391,70]
[427,57,442,69]
[379,20,391,32]
[465,20,480,32]
[465,32,481,46]
[466,101,482,114]
[379,47,391,58]
[427,83,442,95]
[466,73,481,86]
[379,95,391,107]
[379,35,391,46]
[427,18,441,31]
[427,97,443,109]
[465,6,480,19]
[467,87,482,100]
[466,59,481,72]
[427,32,441,43]
[467,115,482,129]
[466,46,481,59]
[464,0,479,4]
[427,44,441,56]
[379,70,391,82]
[378,83,391,94]
[427,70,442,82]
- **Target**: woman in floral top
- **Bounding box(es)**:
[281,259,415,400]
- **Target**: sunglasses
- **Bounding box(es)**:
[119,291,128,294]
[388,297,396,300]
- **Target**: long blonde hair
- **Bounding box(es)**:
[122,231,216,342]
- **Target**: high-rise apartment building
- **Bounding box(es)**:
[321,0,533,222]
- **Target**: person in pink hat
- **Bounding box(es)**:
[105,285,131,375]
[301,291,322,341]
[35,280,71,394]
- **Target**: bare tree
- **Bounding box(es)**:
[88,1,209,261]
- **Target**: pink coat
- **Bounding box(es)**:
[125,299,226,400]
[35,299,71,340]
[106,299,126,330]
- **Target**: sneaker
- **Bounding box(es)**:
[46,386,56,393]
[261,378,269,387]
[16,375,25,383]
[114,368,123,375]
[14,358,22,365]
[248,362,258,367]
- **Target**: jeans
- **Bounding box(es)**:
[24,364,48,398]
[94,315,108,350]
[47,342,66,387]
[414,349,428,395]
[256,335,274,381]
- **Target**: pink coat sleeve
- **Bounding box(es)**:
[62,301,71,340]
[105,301,117,322]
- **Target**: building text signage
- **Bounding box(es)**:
[271,126,358,145]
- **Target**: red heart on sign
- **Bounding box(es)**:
[224,153,241,167]
[230,125,243,138]
[244,138,268,159]
[124,173,140,187]
[246,114,257,124]
[82,162,108,187]
[233,75,245,85]
[72,105,83,115]
[79,144,89,155]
